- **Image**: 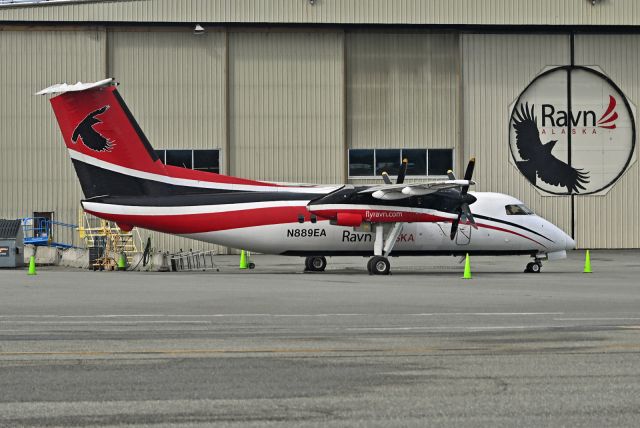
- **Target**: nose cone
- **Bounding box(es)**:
[564,234,576,251]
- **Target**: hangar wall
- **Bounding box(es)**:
[1,25,639,250]
[461,34,573,238]
[0,29,104,247]
[108,29,227,253]
[2,0,640,26]
[229,31,345,184]
[346,31,460,185]
[574,35,640,248]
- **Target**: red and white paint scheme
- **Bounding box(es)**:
[38,79,575,275]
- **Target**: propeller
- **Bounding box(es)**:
[381,158,408,185]
[396,158,408,184]
[449,157,478,240]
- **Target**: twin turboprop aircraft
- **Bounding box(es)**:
[38,79,575,275]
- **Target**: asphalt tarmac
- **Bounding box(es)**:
[1,250,640,427]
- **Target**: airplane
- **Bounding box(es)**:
[37,78,576,275]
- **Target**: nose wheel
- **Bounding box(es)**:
[367,256,391,275]
[304,256,327,272]
[525,261,542,273]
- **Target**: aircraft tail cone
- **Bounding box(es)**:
[239,250,248,269]
[117,253,127,271]
[462,253,472,280]
[583,250,592,273]
[27,256,37,276]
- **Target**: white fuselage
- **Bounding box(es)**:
[182,192,575,257]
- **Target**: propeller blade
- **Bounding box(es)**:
[461,157,476,195]
[463,157,476,181]
[381,171,392,185]
[396,158,408,185]
[447,169,456,180]
[449,213,461,240]
[460,203,478,230]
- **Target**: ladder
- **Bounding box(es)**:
[78,210,142,265]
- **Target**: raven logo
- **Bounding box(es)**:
[71,106,114,152]
[512,103,589,194]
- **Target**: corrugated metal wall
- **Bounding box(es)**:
[461,34,573,237]
[0,29,105,247]
[2,27,639,251]
[229,31,344,184]
[574,35,640,248]
[346,31,459,184]
[108,28,227,253]
[1,0,639,26]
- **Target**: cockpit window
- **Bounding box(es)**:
[505,204,534,215]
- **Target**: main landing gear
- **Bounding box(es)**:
[366,222,404,275]
[367,256,390,275]
[524,260,542,273]
[305,256,327,272]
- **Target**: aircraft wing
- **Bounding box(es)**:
[359,180,475,200]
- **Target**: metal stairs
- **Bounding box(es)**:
[78,210,142,265]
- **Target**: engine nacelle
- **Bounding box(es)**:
[335,212,363,227]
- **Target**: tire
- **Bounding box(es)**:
[524,262,533,273]
[306,256,327,272]
[367,257,374,274]
[369,256,390,275]
[531,262,541,273]
[304,257,313,271]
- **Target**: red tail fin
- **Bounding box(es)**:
[48,81,166,177]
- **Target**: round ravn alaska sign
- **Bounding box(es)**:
[509,66,636,195]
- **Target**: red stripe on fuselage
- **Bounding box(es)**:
[84,206,313,234]
[310,209,445,223]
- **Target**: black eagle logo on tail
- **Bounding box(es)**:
[512,103,589,193]
[71,105,114,152]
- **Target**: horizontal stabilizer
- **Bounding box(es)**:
[36,78,116,96]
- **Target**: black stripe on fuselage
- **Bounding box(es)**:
[474,213,554,243]
[71,158,329,202]
[92,191,320,207]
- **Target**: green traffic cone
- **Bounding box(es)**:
[117,253,127,271]
[462,253,472,280]
[27,255,37,276]
[239,250,248,269]
[583,250,592,273]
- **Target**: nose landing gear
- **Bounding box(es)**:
[525,260,542,273]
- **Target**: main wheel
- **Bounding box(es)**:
[524,262,533,273]
[305,256,327,272]
[530,262,541,273]
[369,256,390,275]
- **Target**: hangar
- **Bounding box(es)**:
[0,0,638,253]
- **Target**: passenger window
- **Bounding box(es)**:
[505,204,534,215]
